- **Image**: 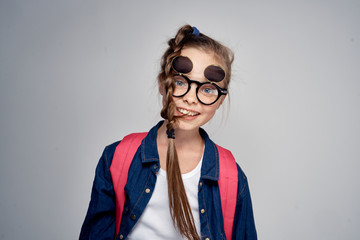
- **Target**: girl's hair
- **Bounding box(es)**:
[158,24,234,240]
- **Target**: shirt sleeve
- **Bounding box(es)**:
[79,142,119,240]
[232,164,257,240]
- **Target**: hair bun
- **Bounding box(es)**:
[192,26,200,36]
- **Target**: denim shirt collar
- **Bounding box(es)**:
[140,121,219,181]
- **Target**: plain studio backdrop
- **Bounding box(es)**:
[0,0,359,239]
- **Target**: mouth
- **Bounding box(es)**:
[177,107,200,116]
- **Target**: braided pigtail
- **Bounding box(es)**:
[158,24,233,239]
[159,25,201,240]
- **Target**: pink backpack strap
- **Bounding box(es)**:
[110,132,147,237]
[110,132,238,240]
[217,145,238,240]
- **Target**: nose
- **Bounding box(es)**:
[183,83,198,104]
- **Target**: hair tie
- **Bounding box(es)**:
[166,129,175,139]
[192,26,200,36]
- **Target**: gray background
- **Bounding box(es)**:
[1,0,359,239]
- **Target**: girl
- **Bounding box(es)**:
[80,25,257,240]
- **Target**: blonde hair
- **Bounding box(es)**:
[158,24,234,240]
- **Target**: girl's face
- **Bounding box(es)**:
[171,47,227,132]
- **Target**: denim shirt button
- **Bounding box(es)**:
[131,214,136,220]
[119,234,124,239]
[199,181,203,187]
[205,238,210,240]
[153,164,159,174]
[145,188,151,194]
[201,209,205,214]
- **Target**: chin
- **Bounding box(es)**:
[176,117,208,132]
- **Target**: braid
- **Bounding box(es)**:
[159,25,201,240]
[158,24,233,240]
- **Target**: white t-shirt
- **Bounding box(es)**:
[127,157,203,239]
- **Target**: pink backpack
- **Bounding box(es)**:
[110,132,238,240]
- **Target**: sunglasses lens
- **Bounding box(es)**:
[204,65,225,82]
[172,56,193,74]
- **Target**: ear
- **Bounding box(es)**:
[158,80,165,96]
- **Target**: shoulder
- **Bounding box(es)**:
[216,144,249,198]
[100,141,121,168]
[102,132,148,166]
[235,163,250,198]
[104,141,121,154]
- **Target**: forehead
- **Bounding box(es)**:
[179,47,226,87]
[180,47,224,73]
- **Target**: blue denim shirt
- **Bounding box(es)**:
[80,121,257,240]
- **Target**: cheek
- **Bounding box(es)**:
[203,105,220,117]
[171,96,180,105]
[217,96,226,109]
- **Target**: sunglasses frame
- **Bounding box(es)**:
[172,73,228,105]
[170,55,228,105]
[171,55,227,83]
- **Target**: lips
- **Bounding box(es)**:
[177,107,199,116]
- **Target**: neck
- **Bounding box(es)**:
[157,121,203,147]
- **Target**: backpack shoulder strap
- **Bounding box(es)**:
[110,132,147,236]
[110,133,238,240]
[217,144,238,240]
